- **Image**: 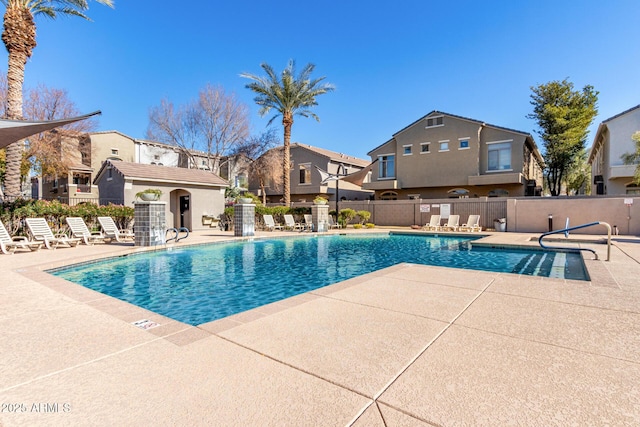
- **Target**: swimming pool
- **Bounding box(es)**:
[50,233,588,326]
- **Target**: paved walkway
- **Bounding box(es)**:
[1,229,639,426]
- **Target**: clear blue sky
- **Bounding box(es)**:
[6,0,639,160]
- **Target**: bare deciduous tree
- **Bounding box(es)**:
[252,146,284,204]
[23,84,97,177]
[147,84,250,174]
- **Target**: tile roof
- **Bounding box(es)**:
[96,160,228,187]
[291,143,370,167]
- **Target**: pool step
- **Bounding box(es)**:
[512,252,565,279]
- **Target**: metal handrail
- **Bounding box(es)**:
[165,228,178,243]
[176,227,189,242]
[538,221,611,261]
[165,227,189,243]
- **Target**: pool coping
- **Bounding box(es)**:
[0,230,640,425]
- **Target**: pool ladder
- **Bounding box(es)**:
[538,221,611,261]
[166,227,189,243]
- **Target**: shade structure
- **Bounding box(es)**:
[315,158,378,186]
[0,111,101,150]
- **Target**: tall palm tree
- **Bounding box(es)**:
[241,60,334,206]
[0,0,113,200]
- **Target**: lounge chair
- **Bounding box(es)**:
[423,214,441,231]
[263,214,283,231]
[328,215,342,229]
[66,217,106,245]
[25,218,81,249]
[97,216,135,243]
[0,220,43,254]
[440,215,460,232]
[303,214,314,231]
[459,215,481,232]
[283,214,304,231]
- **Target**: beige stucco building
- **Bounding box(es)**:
[94,160,228,231]
[588,105,640,195]
[364,110,544,199]
[251,143,373,203]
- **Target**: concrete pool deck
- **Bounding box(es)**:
[1,228,639,426]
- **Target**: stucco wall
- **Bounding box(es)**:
[507,196,639,235]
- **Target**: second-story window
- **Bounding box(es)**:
[439,141,449,152]
[403,145,412,156]
[378,155,395,178]
[111,149,118,155]
[299,163,311,184]
[420,143,430,153]
[488,141,512,171]
[459,139,470,149]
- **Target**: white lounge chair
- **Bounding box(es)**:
[328,215,342,229]
[263,214,283,231]
[97,216,134,243]
[423,214,441,231]
[303,214,314,231]
[283,214,304,231]
[25,218,81,249]
[66,217,106,245]
[0,220,43,254]
[440,215,460,232]
[459,215,481,232]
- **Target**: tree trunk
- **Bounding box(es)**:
[282,113,293,206]
[3,48,28,199]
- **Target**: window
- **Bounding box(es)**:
[403,145,412,156]
[488,189,509,197]
[488,141,512,171]
[420,143,430,153]
[107,167,113,181]
[448,188,469,198]
[378,155,395,179]
[111,149,119,155]
[439,141,449,151]
[154,155,160,161]
[299,164,311,184]
[459,139,470,149]
[426,116,444,128]
[380,191,398,200]
[626,184,640,195]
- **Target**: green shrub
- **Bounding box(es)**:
[365,223,375,228]
[353,223,363,229]
[356,210,371,224]
[338,208,357,227]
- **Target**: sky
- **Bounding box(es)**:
[5,0,640,160]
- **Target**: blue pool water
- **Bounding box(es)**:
[51,234,588,325]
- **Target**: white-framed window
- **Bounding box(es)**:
[378,154,395,179]
[299,163,311,184]
[488,140,512,171]
[380,191,398,200]
[154,155,160,161]
[403,145,412,156]
[439,141,450,152]
[420,143,430,154]
[111,148,119,155]
[425,116,444,128]
[459,138,470,149]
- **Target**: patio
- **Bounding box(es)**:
[1,229,639,426]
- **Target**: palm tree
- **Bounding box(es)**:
[0,0,113,200]
[241,60,334,206]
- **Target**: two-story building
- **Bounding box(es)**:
[33,131,250,204]
[364,110,544,199]
[588,105,640,195]
[251,143,373,203]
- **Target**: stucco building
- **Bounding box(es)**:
[364,110,544,199]
[588,105,640,195]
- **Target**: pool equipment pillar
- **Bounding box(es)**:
[134,201,167,246]
[312,204,329,232]
[234,201,255,237]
